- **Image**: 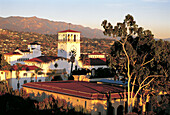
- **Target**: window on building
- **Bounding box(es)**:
[77,99,79,102]
[24,80,27,84]
[31,80,34,82]
[71,34,73,41]
[85,101,87,108]
[69,52,71,56]
[23,73,27,76]
[38,79,41,82]
[74,35,76,42]
[68,34,70,41]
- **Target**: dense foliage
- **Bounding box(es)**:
[0,83,90,115]
[102,14,170,114]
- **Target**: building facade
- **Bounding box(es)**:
[58,30,81,62]
[23,81,125,115]
[4,41,41,65]
[0,64,46,90]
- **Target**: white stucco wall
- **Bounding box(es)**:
[25,58,81,76]
[0,70,46,90]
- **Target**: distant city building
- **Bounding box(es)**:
[4,41,41,65]
[81,52,107,69]
[2,29,108,90]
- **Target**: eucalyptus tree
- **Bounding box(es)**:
[101,14,169,113]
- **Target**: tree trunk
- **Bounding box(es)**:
[17,80,20,91]
[70,62,73,76]
[142,103,146,114]
[122,43,131,113]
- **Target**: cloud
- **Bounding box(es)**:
[142,0,169,3]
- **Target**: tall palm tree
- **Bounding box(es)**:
[31,67,42,82]
[69,50,76,77]
[15,63,24,90]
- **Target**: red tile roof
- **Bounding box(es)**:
[20,49,30,52]
[25,56,68,63]
[58,29,80,33]
[4,52,22,55]
[89,52,105,55]
[12,64,42,71]
[84,58,107,66]
[23,81,124,100]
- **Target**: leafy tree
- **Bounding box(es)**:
[0,53,12,71]
[101,14,169,113]
[31,67,42,82]
[47,69,62,81]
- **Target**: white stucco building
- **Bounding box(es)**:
[24,56,75,80]
[4,41,41,65]
[1,29,108,90]
[0,64,46,90]
[58,29,81,62]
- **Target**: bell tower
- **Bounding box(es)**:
[58,30,80,61]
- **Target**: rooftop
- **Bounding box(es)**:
[84,58,107,66]
[89,52,105,55]
[29,41,40,45]
[12,64,42,71]
[4,52,22,55]
[58,29,80,33]
[23,81,124,100]
[24,56,68,63]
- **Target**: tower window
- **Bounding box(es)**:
[24,80,27,84]
[68,34,70,41]
[71,34,73,41]
[74,35,76,42]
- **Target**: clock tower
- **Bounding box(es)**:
[58,30,80,61]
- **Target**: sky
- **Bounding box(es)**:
[0,0,170,39]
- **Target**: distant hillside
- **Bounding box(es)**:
[163,38,170,41]
[0,16,106,38]
[155,38,170,41]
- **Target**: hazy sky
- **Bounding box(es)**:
[0,0,170,39]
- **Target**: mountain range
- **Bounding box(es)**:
[0,16,106,38]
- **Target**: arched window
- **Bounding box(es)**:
[24,80,27,84]
[71,34,73,41]
[74,35,76,42]
[68,34,70,41]
[117,105,123,115]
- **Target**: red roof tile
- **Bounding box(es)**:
[23,81,124,100]
[58,29,80,33]
[4,52,22,55]
[25,56,68,63]
[89,52,105,55]
[84,58,107,66]
[12,64,42,71]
